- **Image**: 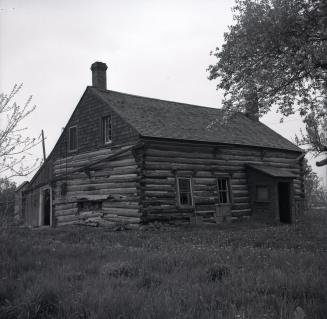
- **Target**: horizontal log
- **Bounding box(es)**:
[231,189,249,196]
[141,204,175,212]
[143,170,175,178]
[232,208,252,216]
[64,177,128,186]
[111,166,139,175]
[102,215,140,224]
[146,145,300,160]
[66,182,138,192]
[144,162,245,172]
[55,202,77,210]
[54,194,139,205]
[54,156,136,170]
[231,184,248,191]
[54,147,132,164]
[55,207,78,217]
[54,163,138,176]
[230,178,248,185]
[142,199,176,206]
[63,188,138,197]
[102,207,140,217]
[54,148,113,164]
[142,212,192,221]
[144,155,299,169]
[233,196,250,203]
[78,211,103,219]
[102,201,139,209]
[144,191,175,198]
[56,220,77,227]
[232,202,250,210]
[56,214,79,222]
[59,173,139,183]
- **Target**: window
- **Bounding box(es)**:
[177,177,193,206]
[217,178,230,204]
[256,186,269,202]
[69,126,77,151]
[78,200,102,212]
[102,115,112,144]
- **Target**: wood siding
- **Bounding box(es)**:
[139,140,304,222]
[54,90,139,158]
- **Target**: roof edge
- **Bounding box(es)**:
[140,136,304,153]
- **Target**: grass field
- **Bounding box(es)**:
[1,212,326,319]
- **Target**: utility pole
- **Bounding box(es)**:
[41,129,46,162]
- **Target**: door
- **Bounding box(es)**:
[39,187,52,226]
[278,182,291,223]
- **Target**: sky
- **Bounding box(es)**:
[0,0,326,188]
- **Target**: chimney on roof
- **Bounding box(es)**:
[91,61,108,90]
[244,83,259,121]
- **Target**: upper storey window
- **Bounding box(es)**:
[102,115,112,144]
[69,125,78,152]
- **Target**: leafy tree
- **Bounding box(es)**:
[0,84,41,177]
[303,159,326,209]
[208,0,327,165]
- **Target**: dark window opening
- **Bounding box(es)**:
[256,186,269,202]
[217,178,230,204]
[177,177,193,206]
[102,115,112,144]
[77,201,102,212]
[69,126,78,151]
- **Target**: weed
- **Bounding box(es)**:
[0,211,326,318]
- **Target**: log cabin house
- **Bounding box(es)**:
[16,61,305,227]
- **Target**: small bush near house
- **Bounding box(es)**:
[0,178,16,226]
[0,211,326,319]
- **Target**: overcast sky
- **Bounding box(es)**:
[0,0,326,187]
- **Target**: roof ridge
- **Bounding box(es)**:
[90,86,223,111]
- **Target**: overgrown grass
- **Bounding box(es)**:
[1,212,326,318]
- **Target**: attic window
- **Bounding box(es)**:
[102,115,112,144]
[69,126,78,151]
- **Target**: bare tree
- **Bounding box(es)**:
[0,84,41,178]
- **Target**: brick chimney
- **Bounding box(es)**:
[91,61,108,90]
[244,83,259,121]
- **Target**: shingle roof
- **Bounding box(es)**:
[92,87,302,152]
[247,164,297,178]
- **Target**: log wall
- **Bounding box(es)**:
[139,140,304,222]
[52,146,141,226]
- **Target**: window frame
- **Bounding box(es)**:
[176,177,194,208]
[68,125,78,152]
[102,115,112,145]
[216,177,231,205]
[255,185,270,202]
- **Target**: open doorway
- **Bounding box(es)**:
[39,187,52,226]
[278,182,291,223]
